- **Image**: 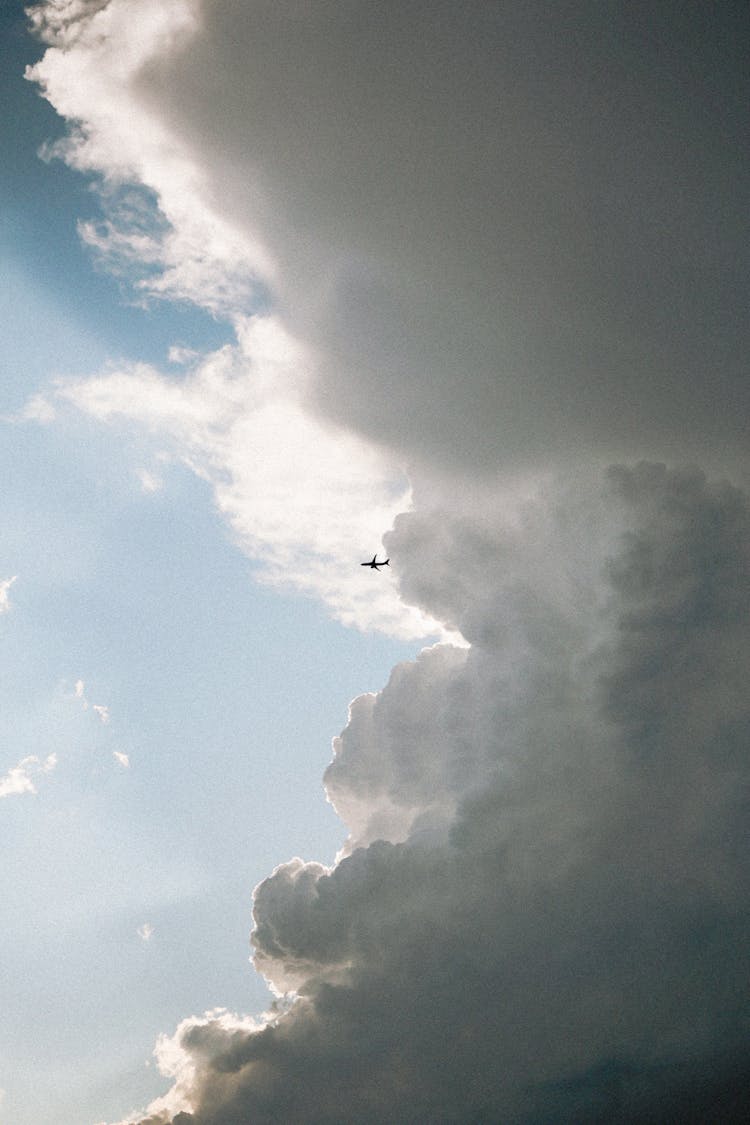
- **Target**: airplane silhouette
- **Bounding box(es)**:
[361,555,389,569]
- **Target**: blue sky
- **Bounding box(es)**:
[0,5,423,1122]
[3,4,749,1124]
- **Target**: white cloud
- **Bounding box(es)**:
[136,468,163,494]
[27,0,273,319]
[74,678,89,711]
[73,680,112,723]
[137,922,154,942]
[0,753,57,799]
[52,317,446,639]
[167,345,199,366]
[113,751,130,768]
[0,576,17,614]
[2,395,56,424]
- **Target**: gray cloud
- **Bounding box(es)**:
[127,465,750,1123]
[24,5,750,1122]
[132,1,750,479]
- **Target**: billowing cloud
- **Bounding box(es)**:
[25,0,750,622]
[27,0,750,618]
[27,0,750,485]
[22,2,750,1122]
[0,753,57,799]
[110,464,750,1124]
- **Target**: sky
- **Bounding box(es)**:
[1,2,749,1123]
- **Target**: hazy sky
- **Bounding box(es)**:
[3,2,749,1123]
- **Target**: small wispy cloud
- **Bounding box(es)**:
[0,753,57,799]
[73,681,111,723]
[136,467,163,493]
[137,922,154,942]
[20,394,56,423]
[1,395,56,424]
[167,344,199,365]
[0,576,17,614]
[113,751,130,768]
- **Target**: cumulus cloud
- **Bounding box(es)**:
[113,751,130,768]
[0,753,57,799]
[23,2,750,1122]
[93,703,110,724]
[25,0,749,621]
[0,576,17,614]
[110,464,750,1124]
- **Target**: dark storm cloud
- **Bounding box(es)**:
[130,465,750,1124]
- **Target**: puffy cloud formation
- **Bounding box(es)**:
[23,2,750,1122]
[25,0,749,632]
[114,464,749,1124]
[0,753,57,799]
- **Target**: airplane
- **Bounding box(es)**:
[361,555,390,569]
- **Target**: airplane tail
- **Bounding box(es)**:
[384,558,390,566]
